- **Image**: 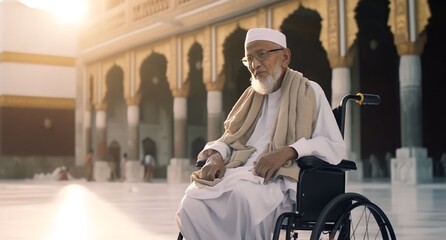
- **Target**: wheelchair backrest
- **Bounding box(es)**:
[294,97,359,224]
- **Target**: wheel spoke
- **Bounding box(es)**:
[350,205,366,238]
[311,193,396,240]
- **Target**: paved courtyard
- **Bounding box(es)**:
[1,178,445,240]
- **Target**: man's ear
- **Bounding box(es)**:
[282,48,291,67]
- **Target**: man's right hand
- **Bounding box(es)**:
[199,152,226,181]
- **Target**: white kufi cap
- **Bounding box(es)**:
[244,28,287,48]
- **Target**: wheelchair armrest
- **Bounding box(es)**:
[197,156,357,171]
[196,159,206,168]
[297,156,357,171]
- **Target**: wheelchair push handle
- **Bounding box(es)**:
[356,93,380,105]
[340,93,381,108]
[337,93,380,138]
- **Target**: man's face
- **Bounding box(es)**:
[244,41,286,94]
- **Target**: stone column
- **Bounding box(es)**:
[207,90,223,141]
[83,109,93,180]
[203,71,225,146]
[390,0,432,184]
[332,67,353,151]
[173,97,187,158]
[84,110,92,154]
[322,0,361,181]
[329,56,361,181]
[125,103,144,182]
[391,52,432,184]
[206,26,225,141]
[168,90,194,183]
[94,105,110,182]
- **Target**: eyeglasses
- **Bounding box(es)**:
[241,48,284,67]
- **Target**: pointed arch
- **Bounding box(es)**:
[222,27,251,117]
[281,5,332,102]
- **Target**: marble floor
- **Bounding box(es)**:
[1,178,445,240]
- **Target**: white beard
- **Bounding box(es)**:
[251,63,283,95]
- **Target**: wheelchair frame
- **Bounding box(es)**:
[178,93,396,240]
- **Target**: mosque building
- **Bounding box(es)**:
[0,0,444,184]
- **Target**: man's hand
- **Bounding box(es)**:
[254,147,298,184]
[199,152,226,181]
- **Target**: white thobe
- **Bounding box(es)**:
[176,81,345,240]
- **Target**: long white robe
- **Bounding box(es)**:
[176,81,345,240]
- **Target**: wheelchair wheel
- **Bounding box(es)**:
[310,192,396,240]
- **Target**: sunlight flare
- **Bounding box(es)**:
[20,0,87,22]
[49,184,89,240]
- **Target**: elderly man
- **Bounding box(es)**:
[176,28,345,239]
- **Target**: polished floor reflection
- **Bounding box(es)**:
[0,179,445,240]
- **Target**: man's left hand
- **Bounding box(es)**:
[254,147,298,184]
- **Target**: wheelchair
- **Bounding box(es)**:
[178,93,396,240]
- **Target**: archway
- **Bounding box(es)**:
[104,64,127,179]
[222,27,251,118]
[105,65,126,123]
[281,5,332,103]
[355,0,400,177]
[186,42,207,158]
[139,52,172,175]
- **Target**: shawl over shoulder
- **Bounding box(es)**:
[192,68,317,185]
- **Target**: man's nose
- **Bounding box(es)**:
[250,57,262,69]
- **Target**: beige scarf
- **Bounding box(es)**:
[192,68,317,186]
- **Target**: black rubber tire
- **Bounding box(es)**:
[310,192,396,240]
